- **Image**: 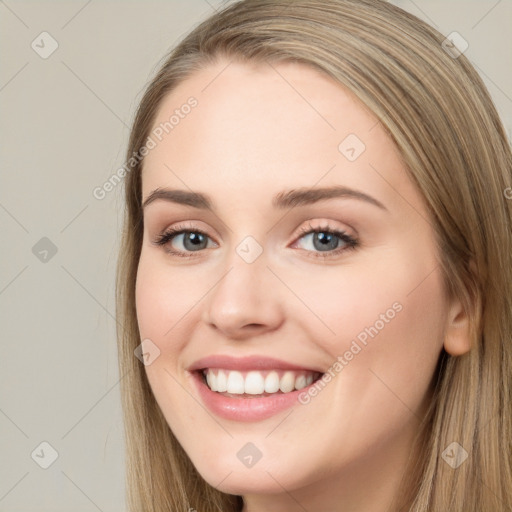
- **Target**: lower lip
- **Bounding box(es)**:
[190,371,319,422]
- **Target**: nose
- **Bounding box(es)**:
[201,248,285,340]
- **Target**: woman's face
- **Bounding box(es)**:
[135,59,460,504]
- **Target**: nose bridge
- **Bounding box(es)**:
[202,235,284,336]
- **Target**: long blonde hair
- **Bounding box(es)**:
[115,1,512,510]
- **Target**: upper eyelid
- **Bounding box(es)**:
[161,220,350,236]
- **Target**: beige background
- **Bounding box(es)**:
[1,1,510,510]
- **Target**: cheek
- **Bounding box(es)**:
[289,255,446,359]
[135,254,199,346]
[328,269,446,364]
[134,255,201,430]
[291,252,447,417]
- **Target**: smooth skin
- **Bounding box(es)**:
[135,59,471,512]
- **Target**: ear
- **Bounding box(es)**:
[443,295,472,356]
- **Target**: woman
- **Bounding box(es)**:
[115,0,512,510]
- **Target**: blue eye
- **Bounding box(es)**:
[153,222,358,259]
[153,225,214,257]
[292,223,358,259]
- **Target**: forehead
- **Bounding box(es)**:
[141,59,415,212]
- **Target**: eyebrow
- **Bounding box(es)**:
[142,185,388,212]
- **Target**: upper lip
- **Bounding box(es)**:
[188,355,324,373]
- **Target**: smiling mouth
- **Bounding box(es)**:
[199,368,324,398]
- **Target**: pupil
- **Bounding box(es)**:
[185,232,206,250]
[314,232,338,251]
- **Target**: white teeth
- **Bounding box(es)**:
[295,374,307,390]
[206,371,216,391]
[216,370,227,392]
[203,368,319,395]
[279,371,295,393]
[226,370,245,394]
[245,371,265,394]
[264,371,280,393]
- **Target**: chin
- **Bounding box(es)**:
[190,451,310,496]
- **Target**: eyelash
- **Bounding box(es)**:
[152,222,359,260]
